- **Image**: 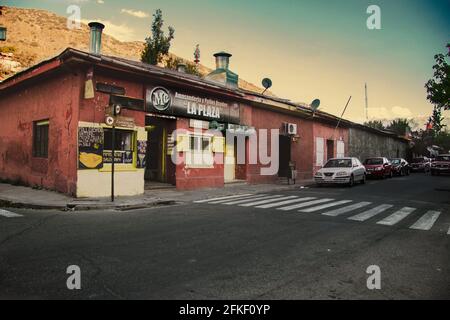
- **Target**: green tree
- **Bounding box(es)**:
[425,43,449,111]
[165,55,201,76]
[141,9,175,65]
[387,118,411,136]
[364,120,386,130]
[428,105,446,135]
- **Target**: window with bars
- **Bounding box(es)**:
[33,120,49,158]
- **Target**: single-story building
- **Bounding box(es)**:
[0,24,409,197]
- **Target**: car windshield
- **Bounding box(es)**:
[412,158,425,163]
[435,155,450,161]
[364,158,383,165]
[324,159,352,168]
[390,159,401,164]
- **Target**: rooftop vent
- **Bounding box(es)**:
[205,51,238,88]
[177,63,187,73]
[88,22,105,55]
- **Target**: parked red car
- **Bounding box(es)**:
[363,157,393,179]
[431,154,450,175]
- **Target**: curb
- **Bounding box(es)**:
[0,198,178,211]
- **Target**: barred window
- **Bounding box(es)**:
[33,120,49,158]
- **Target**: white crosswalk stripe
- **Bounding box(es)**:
[299,200,352,213]
[377,207,416,226]
[222,195,283,205]
[410,211,441,230]
[0,209,23,218]
[194,193,254,203]
[348,204,393,222]
[322,201,372,217]
[277,198,334,211]
[207,194,264,204]
[239,196,298,207]
[448,227,450,235]
[255,197,317,209]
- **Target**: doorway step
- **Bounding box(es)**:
[144,181,175,190]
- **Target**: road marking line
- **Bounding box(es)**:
[222,195,282,205]
[0,209,23,218]
[277,198,334,211]
[239,196,298,207]
[194,193,254,203]
[207,194,263,204]
[256,197,317,209]
[299,200,352,213]
[377,207,416,226]
[322,202,372,216]
[348,204,393,221]
[409,211,441,230]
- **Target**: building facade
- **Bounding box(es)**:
[0,46,408,198]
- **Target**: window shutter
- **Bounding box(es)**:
[337,140,345,158]
[316,137,324,166]
[212,136,225,153]
[176,134,189,152]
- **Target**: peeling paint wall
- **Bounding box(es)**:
[348,128,408,161]
[0,71,80,195]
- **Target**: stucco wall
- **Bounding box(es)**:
[0,71,80,195]
[348,128,408,161]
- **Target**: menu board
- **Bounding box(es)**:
[103,151,134,164]
[78,127,104,169]
[137,140,147,168]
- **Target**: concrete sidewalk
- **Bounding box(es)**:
[0,179,314,211]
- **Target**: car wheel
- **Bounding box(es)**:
[389,171,393,178]
[361,174,366,184]
[348,175,354,187]
[431,171,435,176]
[400,169,404,176]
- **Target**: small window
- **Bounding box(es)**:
[189,135,211,152]
[33,120,49,158]
[103,129,134,165]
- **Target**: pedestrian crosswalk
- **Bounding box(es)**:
[0,209,23,218]
[194,193,449,234]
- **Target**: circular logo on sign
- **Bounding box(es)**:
[150,87,171,111]
[105,116,115,126]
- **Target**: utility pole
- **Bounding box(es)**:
[111,124,115,202]
[333,96,352,140]
[365,83,368,120]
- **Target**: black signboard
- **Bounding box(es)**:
[78,127,104,169]
[145,86,240,124]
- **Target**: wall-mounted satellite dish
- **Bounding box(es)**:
[261,78,272,95]
[310,99,321,113]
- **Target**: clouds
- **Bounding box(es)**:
[120,9,150,18]
[81,19,138,42]
[368,106,413,119]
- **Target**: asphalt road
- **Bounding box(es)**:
[0,173,449,299]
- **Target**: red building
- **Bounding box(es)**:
[0,27,376,198]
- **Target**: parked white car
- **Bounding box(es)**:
[314,157,366,187]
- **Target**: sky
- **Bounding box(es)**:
[4,0,450,124]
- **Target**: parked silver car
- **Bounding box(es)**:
[314,157,366,187]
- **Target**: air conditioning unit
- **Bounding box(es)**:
[284,123,297,135]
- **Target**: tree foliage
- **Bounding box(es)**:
[425,43,449,111]
[141,9,175,65]
[387,118,411,136]
[428,105,446,135]
[165,55,201,76]
[364,120,385,130]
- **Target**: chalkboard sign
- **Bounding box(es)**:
[137,140,147,168]
[78,127,104,169]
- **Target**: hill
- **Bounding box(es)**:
[0,6,271,95]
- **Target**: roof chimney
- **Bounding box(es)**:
[88,22,105,55]
[205,51,238,88]
[177,63,187,73]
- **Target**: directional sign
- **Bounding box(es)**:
[105,115,115,126]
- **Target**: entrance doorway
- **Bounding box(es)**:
[224,137,237,182]
[326,139,334,160]
[278,135,291,177]
[145,115,176,186]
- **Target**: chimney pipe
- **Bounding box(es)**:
[177,63,187,73]
[213,51,232,70]
[88,22,105,54]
